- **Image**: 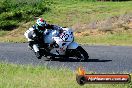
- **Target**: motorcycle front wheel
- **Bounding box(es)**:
[74,46,89,61]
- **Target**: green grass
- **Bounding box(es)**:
[1,0,132,30]
[1,0,132,45]
[43,1,132,27]
[76,32,132,46]
[0,63,132,88]
[0,31,9,37]
[0,0,51,30]
[1,31,132,46]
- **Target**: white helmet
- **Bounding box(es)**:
[36,18,47,27]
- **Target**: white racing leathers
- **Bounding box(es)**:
[24,28,39,53]
[24,25,62,53]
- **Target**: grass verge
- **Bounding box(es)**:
[75,32,132,46]
[0,63,132,88]
[0,31,9,37]
[1,30,132,46]
[1,1,132,46]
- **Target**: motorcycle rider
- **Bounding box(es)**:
[24,18,63,59]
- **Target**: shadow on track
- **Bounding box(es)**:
[87,59,112,62]
[45,58,112,62]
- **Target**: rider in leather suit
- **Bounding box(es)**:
[24,18,62,59]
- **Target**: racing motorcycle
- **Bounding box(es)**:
[33,27,89,61]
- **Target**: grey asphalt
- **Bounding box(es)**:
[0,43,132,73]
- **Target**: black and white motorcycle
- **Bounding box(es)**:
[26,27,89,61]
[42,27,89,61]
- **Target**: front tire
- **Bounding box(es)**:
[75,46,89,61]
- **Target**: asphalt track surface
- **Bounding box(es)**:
[0,43,132,73]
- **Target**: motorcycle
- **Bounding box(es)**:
[33,27,89,61]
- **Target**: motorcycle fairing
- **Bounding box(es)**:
[50,37,71,55]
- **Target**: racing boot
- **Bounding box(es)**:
[28,41,33,50]
[35,51,42,59]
